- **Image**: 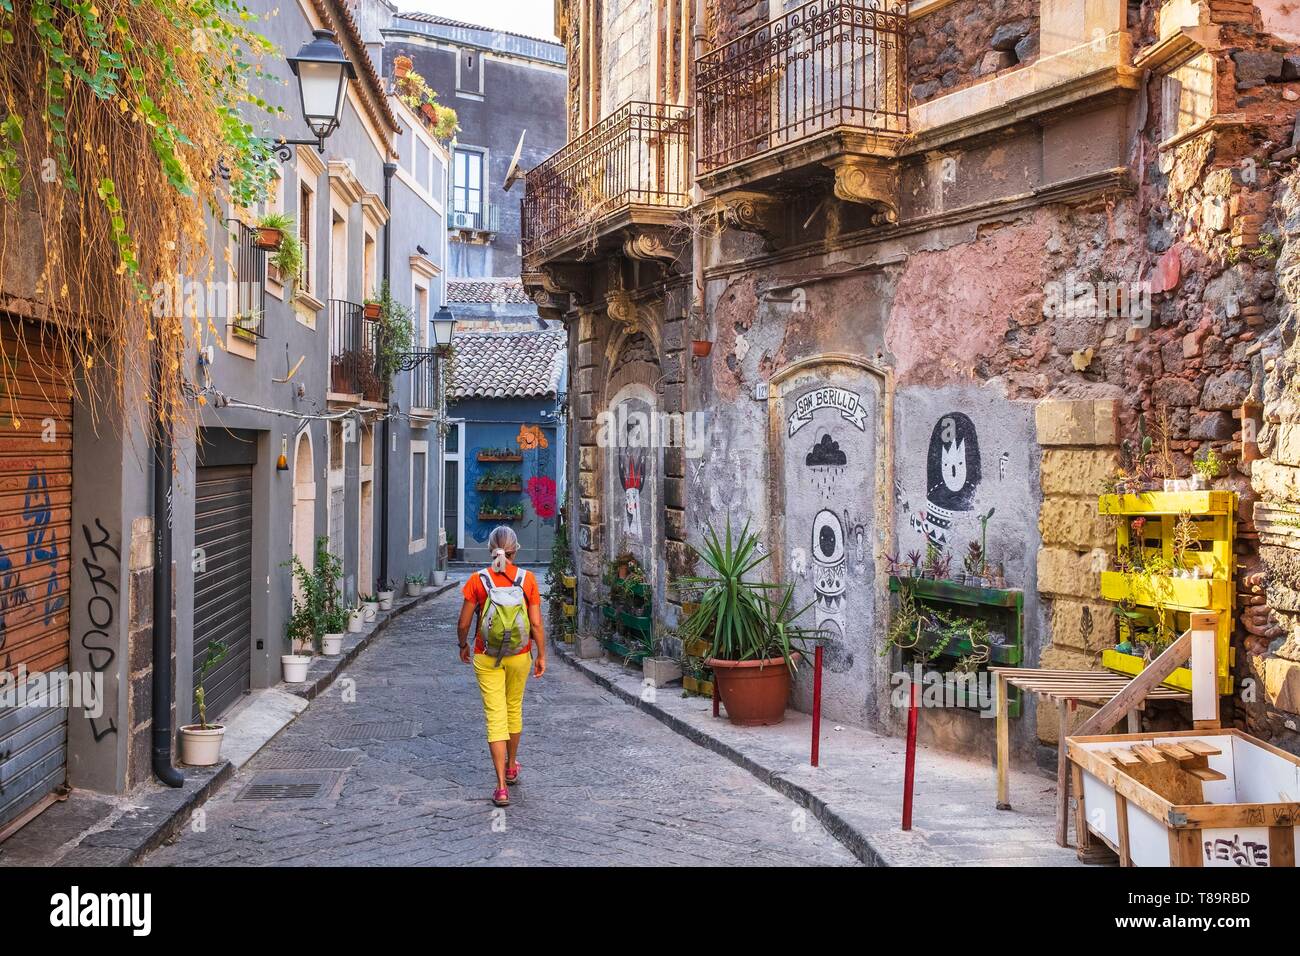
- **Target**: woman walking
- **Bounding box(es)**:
[457,526,547,807]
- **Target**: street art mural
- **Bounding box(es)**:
[895,391,1036,596]
[619,448,646,541]
[462,420,558,563]
[910,412,982,548]
[777,368,879,700]
[605,387,658,568]
[526,475,557,519]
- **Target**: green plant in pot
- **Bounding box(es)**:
[675,520,821,726]
[179,640,229,766]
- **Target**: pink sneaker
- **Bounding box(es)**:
[505,761,521,785]
[492,787,510,807]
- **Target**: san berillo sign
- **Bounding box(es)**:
[788,387,868,437]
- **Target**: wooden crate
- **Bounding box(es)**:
[1067,728,1299,867]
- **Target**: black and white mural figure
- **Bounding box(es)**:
[912,412,982,547]
[619,448,646,542]
[811,507,847,651]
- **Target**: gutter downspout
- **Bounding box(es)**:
[379,160,398,589]
[152,351,183,788]
[690,0,706,334]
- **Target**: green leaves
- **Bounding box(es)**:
[675,519,820,669]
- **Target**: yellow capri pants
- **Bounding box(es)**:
[473,651,531,743]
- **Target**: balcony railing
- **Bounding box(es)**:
[410,348,438,412]
[522,100,691,265]
[328,299,381,400]
[696,0,907,175]
[228,220,266,341]
[449,203,501,234]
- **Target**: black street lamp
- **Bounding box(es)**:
[275,29,356,161]
[432,304,457,351]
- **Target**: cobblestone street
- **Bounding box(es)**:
[142,584,856,867]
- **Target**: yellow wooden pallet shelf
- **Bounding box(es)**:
[1099,491,1236,516]
[1097,490,1236,694]
[1100,648,1234,695]
[1098,571,1228,610]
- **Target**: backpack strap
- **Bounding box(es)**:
[513,568,527,588]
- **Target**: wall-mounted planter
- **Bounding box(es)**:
[363,302,382,320]
[478,512,522,522]
[561,574,577,590]
[255,226,283,251]
[691,340,713,357]
[477,453,523,463]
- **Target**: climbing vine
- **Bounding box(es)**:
[0,0,282,433]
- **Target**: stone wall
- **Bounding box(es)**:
[908,0,1041,104]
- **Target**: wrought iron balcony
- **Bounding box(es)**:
[522,101,692,270]
[328,299,382,401]
[695,0,907,218]
[409,347,439,413]
[227,220,266,342]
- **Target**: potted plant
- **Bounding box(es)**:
[254,211,289,251]
[376,578,395,611]
[691,340,713,357]
[676,520,821,726]
[179,640,229,766]
[406,573,425,597]
[431,566,447,586]
[321,606,347,656]
[360,594,379,622]
[283,604,314,683]
[257,213,303,289]
[642,627,683,688]
[1191,446,1222,490]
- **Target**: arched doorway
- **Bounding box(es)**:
[292,430,316,601]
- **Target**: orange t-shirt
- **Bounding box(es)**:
[462,564,541,655]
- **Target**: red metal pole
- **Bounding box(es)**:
[711,673,719,718]
[902,678,918,831]
[811,644,823,767]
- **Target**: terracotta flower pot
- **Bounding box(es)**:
[363,301,382,320]
[707,656,791,726]
[255,226,283,251]
[394,55,413,79]
[691,340,713,357]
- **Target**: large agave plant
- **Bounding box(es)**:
[675,520,822,670]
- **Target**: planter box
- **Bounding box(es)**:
[1099,571,1224,611]
[561,574,577,590]
[562,603,576,618]
[682,639,712,659]
[642,657,682,687]
[574,635,603,659]
[1067,728,1300,867]
[1099,491,1236,516]
[682,675,714,697]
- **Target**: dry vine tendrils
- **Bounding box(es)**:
[0,0,282,437]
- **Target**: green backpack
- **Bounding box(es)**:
[477,568,530,666]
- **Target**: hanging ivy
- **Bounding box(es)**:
[0,0,282,433]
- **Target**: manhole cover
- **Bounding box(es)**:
[259,750,360,771]
[235,770,344,802]
[333,719,421,742]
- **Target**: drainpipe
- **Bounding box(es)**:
[152,351,183,788]
[690,0,706,331]
[379,160,398,588]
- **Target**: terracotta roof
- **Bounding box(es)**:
[396,11,561,48]
[449,328,567,399]
[447,277,532,305]
[313,0,400,139]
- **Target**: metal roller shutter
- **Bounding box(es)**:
[192,465,253,723]
[0,318,73,833]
